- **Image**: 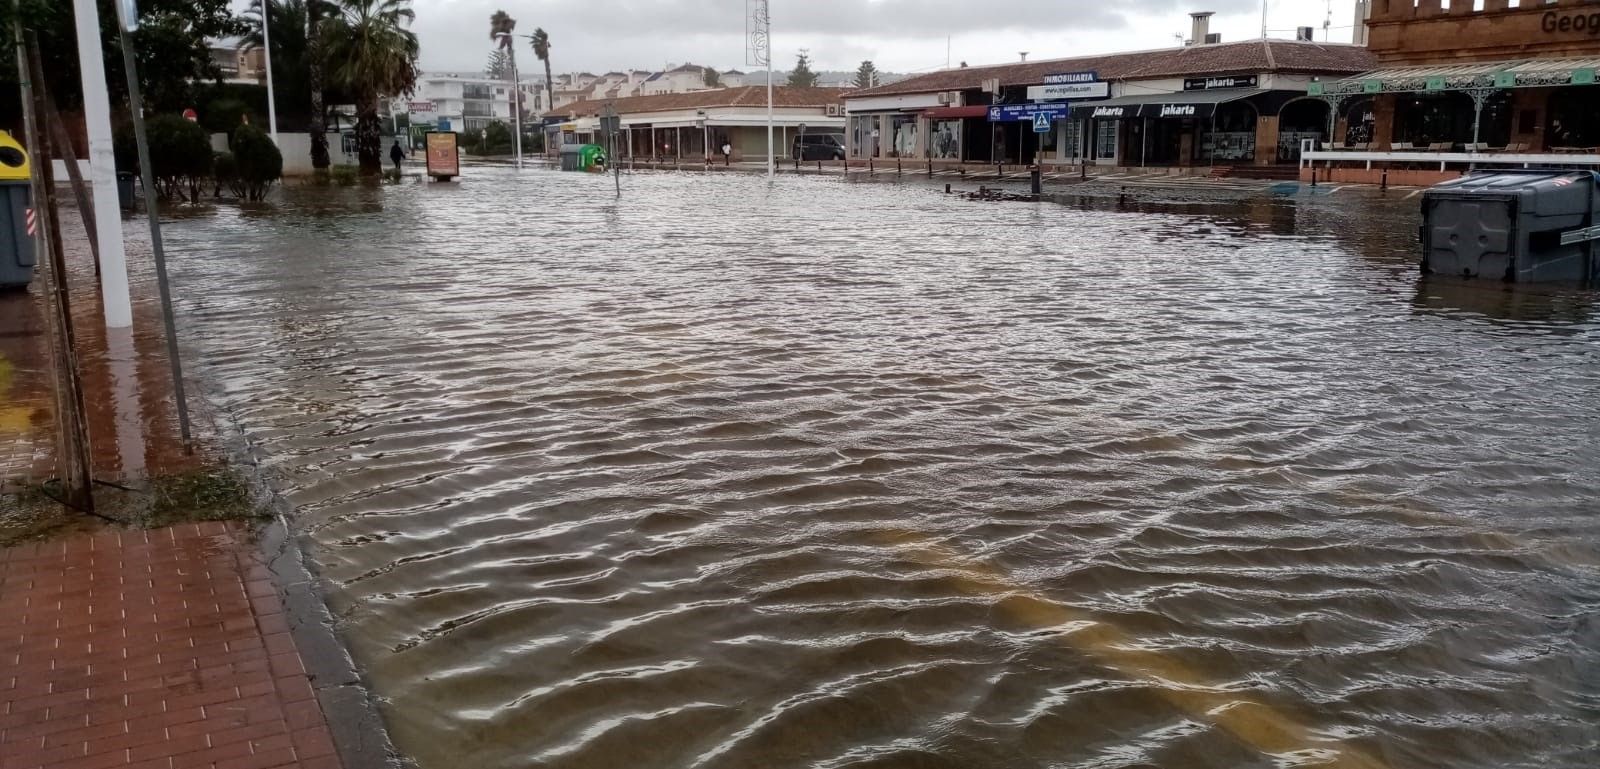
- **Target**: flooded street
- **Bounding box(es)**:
[164,169,1599,769]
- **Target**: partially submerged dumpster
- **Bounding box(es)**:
[559,143,606,172]
[1421,170,1600,283]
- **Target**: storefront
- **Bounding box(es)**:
[1067,86,1306,167]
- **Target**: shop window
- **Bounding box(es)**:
[1094,120,1118,161]
[1392,92,1510,148]
[890,115,917,158]
[1197,102,1256,163]
[1343,98,1376,145]
[1545,87,1600,149]
[1061,120,1084,161]
[929,120,961,159]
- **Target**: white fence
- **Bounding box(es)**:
[1299,138,1600,172]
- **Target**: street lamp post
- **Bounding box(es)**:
[495,32,524,169]
[260,0,279,142]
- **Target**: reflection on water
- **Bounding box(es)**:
[164,170,1600,769]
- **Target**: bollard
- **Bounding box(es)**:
[869,157,874,174]
[1310,165,1317,187]
[1080,162,1087,180]
[960,167,966,177]
[1381,168,1389,191]
[1030,167,1041,196]
[794,156,799,171]
[897,158,902,174]
[818,160,823,173]
[996,162,1003,179]
[945,183,951,194]
[927,159,933,178]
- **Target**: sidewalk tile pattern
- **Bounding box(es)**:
[0,522,343,769]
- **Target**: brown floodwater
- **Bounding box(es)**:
[162,169,1599,769]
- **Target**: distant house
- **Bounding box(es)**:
[554,86,851,162]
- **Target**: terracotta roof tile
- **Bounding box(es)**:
[558,86,852,117]
[850,40,1376,98]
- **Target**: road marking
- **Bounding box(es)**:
[872,528,1391,769]
[1404,189,1424,200]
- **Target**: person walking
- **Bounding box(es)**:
[721,140,732,166]
[390,140,407,174]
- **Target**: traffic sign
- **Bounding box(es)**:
[1032,112,1052,133]
[182,108,197,122]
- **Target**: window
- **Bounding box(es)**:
[929,120,962,159]
[1061,120,1084,161]
[890,115,917,158]
[1094,120,1119,161]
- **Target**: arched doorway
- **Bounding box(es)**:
[1277,98,1330,162]
[1341,97,1376,146]
[1196,101,1257,164]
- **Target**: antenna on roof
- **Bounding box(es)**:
[1323,0,1333,41]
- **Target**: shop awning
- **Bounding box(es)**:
[924,105,989,119]
[1068,89,1268,120]
[1322,57,1600,96]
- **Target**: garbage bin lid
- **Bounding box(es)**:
[0,131,30,181]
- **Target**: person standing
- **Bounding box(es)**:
[721,140,732,166]
[390,140,406,174]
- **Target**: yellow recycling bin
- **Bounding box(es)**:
[0,131,34,290]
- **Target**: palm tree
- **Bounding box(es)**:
[308,0,331,168]
[488,11,521,120]
[240,1,313,127]
[322,0,419,175]
[529,28,552,118]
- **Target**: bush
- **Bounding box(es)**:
[212,152,245,199]
[138,115,213,203]
[230,125,282,201]
[330,165,358,186]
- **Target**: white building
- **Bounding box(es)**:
[402,71,546,135]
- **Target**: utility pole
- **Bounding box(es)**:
[70,0,132,329]
[763,1,773,178]
[261,0,279,142]
[1262,0,1270,39]
[498,32,523,169]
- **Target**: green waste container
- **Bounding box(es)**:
[0,131,34,291]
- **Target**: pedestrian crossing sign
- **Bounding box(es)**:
[1032,112,1052,133]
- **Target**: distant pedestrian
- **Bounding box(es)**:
[721,141,732,166]
[390,140,406,173]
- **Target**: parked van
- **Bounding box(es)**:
[794,133,847,161]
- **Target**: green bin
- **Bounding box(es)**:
[0,131,34,291]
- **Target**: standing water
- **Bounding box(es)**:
[165,169,1599,769]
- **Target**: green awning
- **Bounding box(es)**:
[1322,57,1600,96]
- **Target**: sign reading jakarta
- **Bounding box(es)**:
[1028,71,1109,102]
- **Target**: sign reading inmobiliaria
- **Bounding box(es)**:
[1027,71,1110,101]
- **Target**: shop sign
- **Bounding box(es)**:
[1027,81,1109,101]
[1307,82,1325,96]
[408,101,436,114]
[1494,71,1517,88]
[1044,72,1098,84]
[988,103,1070,122]
[1090,105,1127,119]
[1541,10,1600,36]
[1574,68,1598,85]
[1183,74,1258,91]
[1362,79,1382,93]
[1151,103,1199,118]
[1425,76,1445,92]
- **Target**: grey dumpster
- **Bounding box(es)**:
[1421,170,1600,283]
[559,143,584,172]
[0,133,34,290]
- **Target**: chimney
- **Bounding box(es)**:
[1190,11,1214,46]
[1019,51,1029,62]
[1296,26,1315,41]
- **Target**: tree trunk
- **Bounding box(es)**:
[356,108,382,176]
[308,3,330,170]
[543,59,554,124]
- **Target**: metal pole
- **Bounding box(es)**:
[114,1,194,451]
[20,31,94,511]
[508,41,523,169]
[261,0,279,141]
[70,0,132,329]
[765,3,774,178]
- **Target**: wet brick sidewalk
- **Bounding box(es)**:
[0,522,342,769]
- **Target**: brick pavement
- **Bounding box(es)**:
[0,522,343,769]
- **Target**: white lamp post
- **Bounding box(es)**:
[260,0,279,142]
[495,32,524,169]
[71,0,131,329]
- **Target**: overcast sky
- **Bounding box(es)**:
[303,0,1362,76]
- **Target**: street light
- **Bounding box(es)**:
[494,31,524,169]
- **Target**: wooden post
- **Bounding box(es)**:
[43,98,99,276]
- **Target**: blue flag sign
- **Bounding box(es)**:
[988,103,1071,122]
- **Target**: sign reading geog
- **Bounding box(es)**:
[1027,71,1109,102]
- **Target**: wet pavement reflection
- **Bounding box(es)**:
[162,169,1600,769]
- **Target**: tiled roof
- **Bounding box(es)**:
[850,39,1377,98]
[559,86,853,117]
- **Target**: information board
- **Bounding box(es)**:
[425,131,459,180]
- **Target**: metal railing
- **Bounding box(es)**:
[1299,138,1600,171]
